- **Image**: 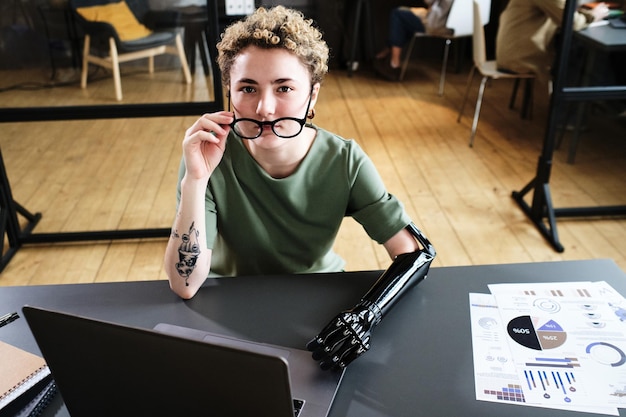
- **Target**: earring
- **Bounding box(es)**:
[308,108,316,119]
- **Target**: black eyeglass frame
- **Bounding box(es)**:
[227,87,314,140]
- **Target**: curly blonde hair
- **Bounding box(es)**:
[216,6,329,88]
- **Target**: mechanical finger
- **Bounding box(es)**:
[309,327,351,360]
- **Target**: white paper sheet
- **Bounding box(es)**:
[470,281,626,415]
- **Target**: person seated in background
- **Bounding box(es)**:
[496,0,610,84]
[374,0,454,81]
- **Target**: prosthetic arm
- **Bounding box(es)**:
[306,223,436,370]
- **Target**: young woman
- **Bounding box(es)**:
[164,6,435,370]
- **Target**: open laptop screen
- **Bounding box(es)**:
[23,306,299,417]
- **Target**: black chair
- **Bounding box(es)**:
[70,0,191,101]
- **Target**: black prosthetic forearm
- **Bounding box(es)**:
[358,223,436,321]
[307,223,435,370]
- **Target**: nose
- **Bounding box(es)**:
[255,91,276,119]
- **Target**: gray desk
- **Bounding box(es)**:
[565,22,626,163]
[576,21,626,52]
[1,259,625,416]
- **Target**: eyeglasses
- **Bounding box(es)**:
[228,90,313,140]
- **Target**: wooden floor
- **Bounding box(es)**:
[1,56,625,286]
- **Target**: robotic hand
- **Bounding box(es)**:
[306,223,436,370]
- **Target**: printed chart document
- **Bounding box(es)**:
[470,280,626,415]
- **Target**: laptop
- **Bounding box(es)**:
[22,305,345,417]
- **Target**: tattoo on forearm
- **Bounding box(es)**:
[174,222,201,286]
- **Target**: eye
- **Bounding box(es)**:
[241,86,255,94]
[277,86,293,93]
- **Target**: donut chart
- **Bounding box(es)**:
[507,316,567,350]
[586,342,626,367]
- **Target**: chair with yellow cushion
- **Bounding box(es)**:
[70,0,191,101]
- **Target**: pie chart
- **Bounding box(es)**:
[507,316,567,350]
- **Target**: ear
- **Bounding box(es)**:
[310,82,321,108]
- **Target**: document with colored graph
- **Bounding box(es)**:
[488,281,626,411]
[469,291,619,415]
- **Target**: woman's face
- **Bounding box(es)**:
[229,46,319,145]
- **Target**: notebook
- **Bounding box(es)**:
[0,341,52,417]
[13,380,57,417]
[22,305,345,417]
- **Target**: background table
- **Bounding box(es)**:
[1,259,625,417]
[576,21,626,52]
[564,22,626,162]
[512,0,626,253]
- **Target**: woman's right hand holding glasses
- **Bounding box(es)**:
[182,111,234,181]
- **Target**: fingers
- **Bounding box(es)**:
[308,314,370,371]
[311,335,365,370]
[186,111,234,143]
[592,2,610,19]
[181,111,234,179]
[321,343,362,370]
[309,325,350,360]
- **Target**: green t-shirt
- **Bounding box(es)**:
[177,125,412,276]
